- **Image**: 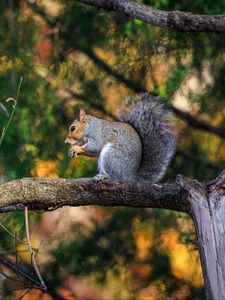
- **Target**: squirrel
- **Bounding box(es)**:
[65,93,177,183]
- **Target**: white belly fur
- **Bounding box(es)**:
[98,143,112,175]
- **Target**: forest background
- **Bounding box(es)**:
[1,0,225,299]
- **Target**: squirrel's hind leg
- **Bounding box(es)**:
[94,174,110,182]
[97,142,113,180]
[97,142,137,182]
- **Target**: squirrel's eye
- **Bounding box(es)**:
[70,125,76,132]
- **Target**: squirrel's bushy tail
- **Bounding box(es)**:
[119,93,177,183]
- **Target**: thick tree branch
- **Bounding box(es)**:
[76,0,225,33]
[0,177,187,213]
[1,173,225,299]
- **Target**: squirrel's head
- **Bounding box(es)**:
[64,109,88,145]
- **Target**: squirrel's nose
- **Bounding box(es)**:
[64,138,69,144]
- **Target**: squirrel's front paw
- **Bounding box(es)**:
[68,149,77,158]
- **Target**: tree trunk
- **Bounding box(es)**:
[178,172,225,299]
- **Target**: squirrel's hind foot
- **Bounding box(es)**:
[94,174,110,182]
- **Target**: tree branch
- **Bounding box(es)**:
[76,0,225,33]
[0,177,188,213]
[29,3,225,140]
[172,107,225,138]
[176,149,224,171]
[74,46,225,139]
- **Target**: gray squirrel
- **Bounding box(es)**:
[65,93,177,183]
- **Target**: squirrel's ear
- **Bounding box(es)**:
[79,109,88,123]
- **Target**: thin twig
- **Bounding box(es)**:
[0,270,24,283]
[0,287,32,291]
[14,231,26,283]
[0,101,9,117]
[0,223,27,245]
[24,207,47,291]
[17,287,32,300]
[0,76,23,148]
[0,255,42,287]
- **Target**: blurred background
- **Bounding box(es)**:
[1,0,225,299]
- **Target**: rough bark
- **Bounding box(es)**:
[0,177,187,213]
[76,0,225,33]
[178,171,225,299]
[1,173,225,299]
